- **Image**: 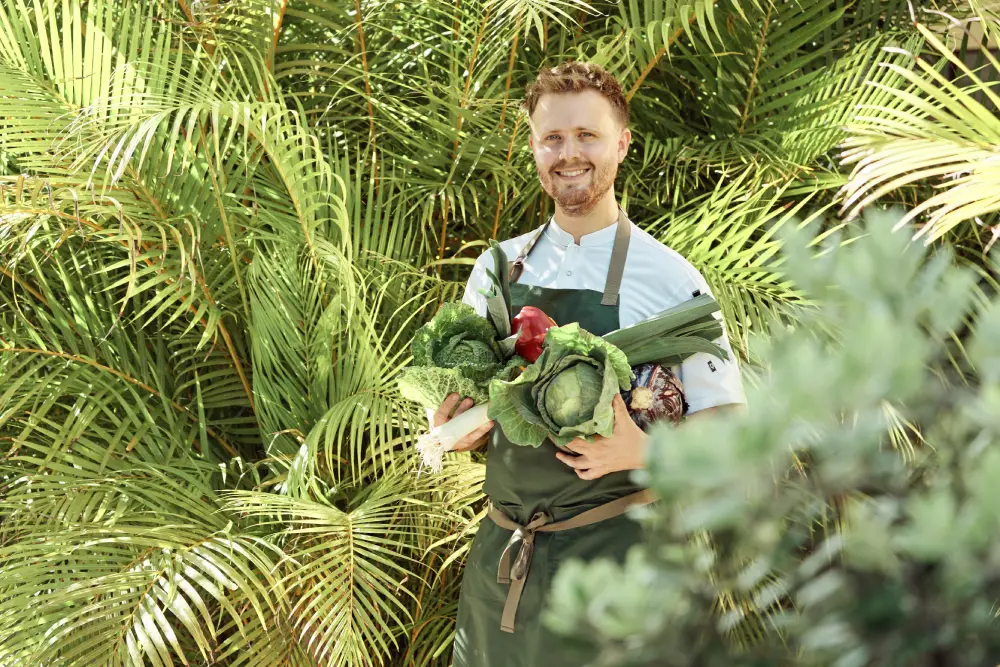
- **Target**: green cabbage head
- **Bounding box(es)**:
[488,323,634,447]
[399,302,526,410]
[411,302,503,384]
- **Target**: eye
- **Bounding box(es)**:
[580,132,594,138]
[545,134,560,141]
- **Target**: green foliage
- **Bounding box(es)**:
[545,213,1000,666]
[1,0,999,664]
[839,22,1000,243]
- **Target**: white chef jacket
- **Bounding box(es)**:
[462,216,746,414]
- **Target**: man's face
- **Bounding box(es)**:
[528,89,631,217]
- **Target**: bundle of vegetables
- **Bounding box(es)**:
[488,294,728,449]
[398,236,732,468]
[406,294,728,461]
[397,241,527,470]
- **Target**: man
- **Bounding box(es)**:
[444,62,746,666]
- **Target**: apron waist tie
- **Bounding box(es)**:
[486,488,657,633]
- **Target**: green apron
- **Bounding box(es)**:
[452,210,653,667]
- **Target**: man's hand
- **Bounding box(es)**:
[556,394,647,480]
[433,393,493,452]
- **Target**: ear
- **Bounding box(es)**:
[617,127,631,163]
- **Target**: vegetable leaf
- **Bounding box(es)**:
[481,240,513,339]
[397,367,487,407]
[488,362,551,447]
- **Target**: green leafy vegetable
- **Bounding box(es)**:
[542,364,603,427]
[603,293,729,366]
[481,240,513,339]
[411,301,503,384]
[489,323,633,448]
[397,367,487,407]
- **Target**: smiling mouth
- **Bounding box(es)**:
[554,167,591,179]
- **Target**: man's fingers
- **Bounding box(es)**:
[556,452,588,469]
[464,420,494,445]
[471,419,494,439]
[612,392,629,417]
[451,420,494,452]
[433,393,461,428]
[452,397,475,418]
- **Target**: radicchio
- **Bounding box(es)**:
[621,363,687,431]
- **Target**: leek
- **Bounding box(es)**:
[416,403,491,472]
[603,293,728,366]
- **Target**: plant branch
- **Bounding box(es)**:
[738,1,774,133]
[270,0,289,72]
[354,0,376,150]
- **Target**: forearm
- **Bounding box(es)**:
[631,403,745,470]
[684,402,745,421]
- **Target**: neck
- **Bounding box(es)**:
[552,191,620,244]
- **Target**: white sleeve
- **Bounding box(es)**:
[672,273,746,414]
[675,315,746,414]
[460,252,493,318]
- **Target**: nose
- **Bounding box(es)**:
[558,136,582,163]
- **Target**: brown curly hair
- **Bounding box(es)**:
[521,61,629,128]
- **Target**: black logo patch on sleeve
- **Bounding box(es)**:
[708,361,717,372]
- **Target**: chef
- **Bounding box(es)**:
[442,61,747,667]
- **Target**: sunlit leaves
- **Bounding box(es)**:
[840,23,1000,243]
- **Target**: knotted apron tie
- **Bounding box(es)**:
[486,488,656,633]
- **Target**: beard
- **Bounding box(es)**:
[538,157,617,217]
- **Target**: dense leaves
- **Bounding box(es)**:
[1,0,998,665]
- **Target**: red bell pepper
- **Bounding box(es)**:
[511,306,556,363]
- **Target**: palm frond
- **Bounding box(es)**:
[644,173,840,361]
[222,468,466,667]
[839,22,1000,243]
[0,463,284,667]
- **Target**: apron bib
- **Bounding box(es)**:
[452,210,653,667]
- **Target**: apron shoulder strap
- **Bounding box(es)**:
[600,209,631,306]
[507,208,631,303]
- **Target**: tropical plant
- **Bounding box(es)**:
[2,0,998,665]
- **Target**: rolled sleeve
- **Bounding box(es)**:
[675,316,746,413]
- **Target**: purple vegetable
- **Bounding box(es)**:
[621,363,687,431]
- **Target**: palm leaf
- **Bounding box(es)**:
[0,463,285,666]
[839,22,1000,242]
